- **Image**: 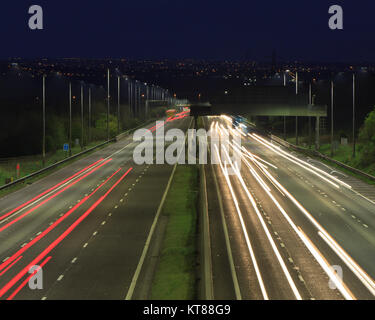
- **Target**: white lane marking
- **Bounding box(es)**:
[216,148,270,300]
[83,243,88,248]
[125,118,193,300]
[57,275,64,281]
[120,199,123,202]
[36,231,42,236]
[101,221,106,225]
[0,161,109,225]
[108,213,112,217]
[363,224,369,228]
[114,205,118,209]
[239,140,357,299]
[71,257,77,264]
[41,296,47,300]
[2,257,9,263]
[318,231,375,296]
[93,231,98,236]
[0,131,139,227]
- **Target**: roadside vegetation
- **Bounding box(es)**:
[151,164,199,300]
[0,106,167,188]
[250,107,375,179]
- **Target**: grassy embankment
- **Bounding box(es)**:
[150,164,199,299]
[286,136,375,185]
[0,140,110,197]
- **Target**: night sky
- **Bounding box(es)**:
[1,0,375,61]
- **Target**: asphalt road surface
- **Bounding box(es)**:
[0,115,191,300]
[204,116,375,300]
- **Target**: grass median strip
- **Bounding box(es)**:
[151,164,199,300]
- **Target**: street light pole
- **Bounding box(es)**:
[330,79,334,157]
[107,69,110,141]
[88,87,91,144]
[117,76,120,134]
[283,70,287,140]
[69,82,72,157]
[135,80,139,118]
[308,82,312,148]
[295,71,298,145]
[352,73,356,158]
[295,71,298,95]
[81,85,84,151]
[42,75,46,167]
[134,81,137,118]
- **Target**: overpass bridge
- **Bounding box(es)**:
[189,102,327,150]
[189,85,327,149]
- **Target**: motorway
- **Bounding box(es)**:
[204,116,375,300]
[0,114,191,300]
[1,112,375,300]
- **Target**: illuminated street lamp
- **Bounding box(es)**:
[88,87,91,144]
[352,73,356,158]
[42,74,46,166]
[330,79,334,157]
[107,69,110,141]
[81,84,84,150]
[69,82,72,156]
[117,76,120,134]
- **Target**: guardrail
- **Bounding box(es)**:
[115,118,157,142]
[0,139,115,192]
[0,118,160,192]
[270,134,375,183]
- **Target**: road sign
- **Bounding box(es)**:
[63,143,69,152]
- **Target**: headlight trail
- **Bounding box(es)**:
[221,146,302,300]
[249,133,352,189]
[217,123,358,299]
[214,144,269,300]
[257,164,375,297]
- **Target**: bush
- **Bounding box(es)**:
[150,107,168,119]
[46,116,67,152]
[358,107,375,167]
